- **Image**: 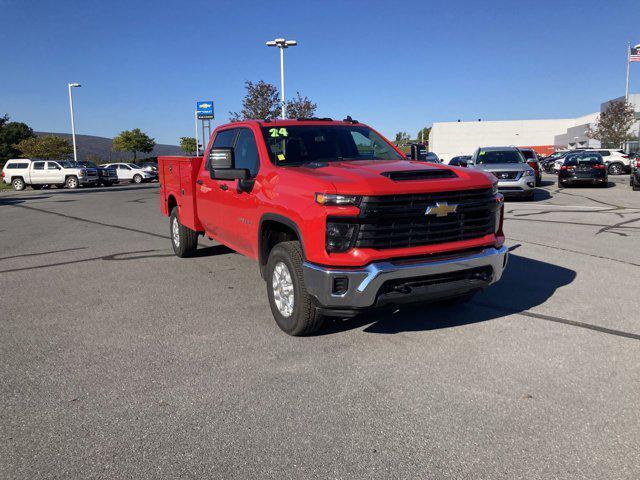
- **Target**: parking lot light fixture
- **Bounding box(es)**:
[265,38,297,119]
[68,83,81,163]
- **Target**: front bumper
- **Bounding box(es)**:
[78,176,99,185]
[303,245,508,310]
[495,175,535,196]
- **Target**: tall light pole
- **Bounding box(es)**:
[68,83,81,162]
[266,38,297,119]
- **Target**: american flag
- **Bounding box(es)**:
[631,45,640,63]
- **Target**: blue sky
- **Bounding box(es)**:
[2,0,639,145]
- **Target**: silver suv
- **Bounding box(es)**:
[469,147,536,200]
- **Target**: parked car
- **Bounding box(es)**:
[470,147,536,200]
[159,119,507,336]
[558,152,608,187]
[136,161,159,180]
[630,157,640,191]
[1,158,98,190]
[589,149,631,175]
[103,163,155,183]
[517,148,542,186]
[449,155,472,167]
[75,161,118,186]
[541,150,576,173]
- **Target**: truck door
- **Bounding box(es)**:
[220,127,261,256]
[30,161,47,184]
[46,161,65,184]
[196,128,238,239]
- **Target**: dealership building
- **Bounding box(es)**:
[428,94,640,161]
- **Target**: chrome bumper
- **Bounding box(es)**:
[303,245,509,310]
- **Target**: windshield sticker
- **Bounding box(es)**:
[277,153,285,161]
[269,128,289,138]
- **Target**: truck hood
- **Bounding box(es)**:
[290,159,494,195]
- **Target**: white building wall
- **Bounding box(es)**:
[429,113,598,161]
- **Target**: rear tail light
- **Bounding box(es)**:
[636,159,640,168]
[622,155,629,159]
[1,171,4,178]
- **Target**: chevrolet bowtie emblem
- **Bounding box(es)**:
[425,201,458,217]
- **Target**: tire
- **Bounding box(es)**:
[170,207,198,258]
[558,179,567,188]
[12,178,25,191]
[65,176,79,189]
[266,241,323,336]
[133,174,142,184]
[608,163,623,175]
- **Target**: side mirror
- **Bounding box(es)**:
[208,147,250,181]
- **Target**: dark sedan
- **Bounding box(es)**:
[558,153,608,188]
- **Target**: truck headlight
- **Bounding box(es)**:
[315,193,361,206]
[326,221,358,252]
[494,194,504,234]
[78,169,86,177]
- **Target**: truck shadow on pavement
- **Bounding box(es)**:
[318,253,576,335]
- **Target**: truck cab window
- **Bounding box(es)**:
[234,128,260,177]
[33,161,45,170]
[47,162,60,170]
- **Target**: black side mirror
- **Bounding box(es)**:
[208,147,250,181]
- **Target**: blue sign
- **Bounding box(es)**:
[196,101,214,119]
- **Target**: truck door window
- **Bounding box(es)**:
[233,128,260,177]
[47,162,60,169]
[206,128,239,170]
[33,161,45,170]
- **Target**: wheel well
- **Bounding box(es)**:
[12,176,24,182]
[259,220,300,278]
[167,194,178,215]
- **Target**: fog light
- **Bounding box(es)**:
[526,181,534,188]
[332,277,349,295]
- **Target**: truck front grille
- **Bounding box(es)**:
[354,188,496,249]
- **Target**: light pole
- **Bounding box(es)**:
[266,38,297,118]
[68,83,81,162]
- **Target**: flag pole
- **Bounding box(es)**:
[625,42,630,102]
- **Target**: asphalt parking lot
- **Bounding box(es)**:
[1,174,639,479]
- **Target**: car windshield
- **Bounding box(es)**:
[82,161,98,168]
[260,125,403,166]
[476,150,525,165]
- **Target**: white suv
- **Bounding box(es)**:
[103,163,155,183]
[590,149,631,175]
[2,158,99,190]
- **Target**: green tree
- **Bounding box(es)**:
[394,131,411,146]
[112,128,155,161]
[587,101,636,148]
[179,136,198,155]
[286,92,317,119]
[417,127,431,144]
[0,114,35,163]
[229,80,281,121]
[14,135,73,160]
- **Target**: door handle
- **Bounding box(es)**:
[196,179,203,185]
[219,184,228,191]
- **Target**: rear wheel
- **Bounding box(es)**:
[170,207,198,257]
[266,241,323,336]
[12,178,25,191]
[608,163,623,175]
[65,176,79,189]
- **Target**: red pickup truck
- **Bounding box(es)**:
[158,118,507,335]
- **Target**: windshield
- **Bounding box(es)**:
[260,125,403,166]
[476,150,525,165]
[82,161,97,168]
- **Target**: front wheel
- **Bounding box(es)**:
[266,241,323,336]
[12,178,25,191]
[133,174,142,184]
[65,176,79,189]
[170,207,198,257]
